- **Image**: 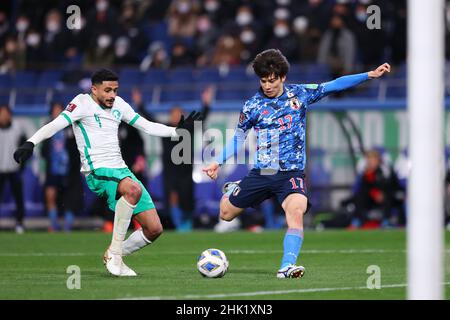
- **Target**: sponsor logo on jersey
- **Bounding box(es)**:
[65,103,77,112]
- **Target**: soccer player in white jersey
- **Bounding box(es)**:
[14,69,202,276]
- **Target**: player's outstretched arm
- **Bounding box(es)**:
[131,110,203,138]
[322,62,391,94]
[13,115,70,164]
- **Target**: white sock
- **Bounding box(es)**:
[122,229,152,256]
[110,197,136,255]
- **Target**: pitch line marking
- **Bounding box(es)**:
[118,282,450,300]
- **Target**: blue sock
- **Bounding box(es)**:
[280,228,304,269]
[170,206,184,229]
[48,209,60,231]
[64,211,74,231]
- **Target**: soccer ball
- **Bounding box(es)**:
[197,248,229,278]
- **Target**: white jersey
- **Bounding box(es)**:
[61,94,141,173]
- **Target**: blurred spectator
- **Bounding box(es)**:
[346,149,406,229]
[41,9,67,66]
[0,105,27,233]
[140,41,170,71]
[194,14,220,67]
[0,37,26,73]
[0,1,406,72]
[318,14,357,77]
[170,41,195,68]
[211,34,244,67]
[86,0,119,36]
[352,3,386,70]
[41,102,83,232]
[116,1,148,64]
[167,0,200,46]
[84,33,115,69]
[292,15,320,63]
[390,2,407,66]
[266,19,299,62]
[153,86,212,231]
[0,11,10,45]
[24,29,45,70]
[13,14,30,44]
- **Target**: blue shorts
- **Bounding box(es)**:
[228,169,311,212]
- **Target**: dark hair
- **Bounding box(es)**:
[91,68,119,85]
[252,49,290,79]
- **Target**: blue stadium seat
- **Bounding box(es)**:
[142,69,167,86]
[160,86,198,102]
[220,66,248,83]
[351,81,380,98]
[196,68,221,84]
[119,68,143,87]
[12,71,38,88]
[37,70,62,87]
[167,67,195,84]
[216,83,257,101]
[386,79,406,98]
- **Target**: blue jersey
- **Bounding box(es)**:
[216,72,369,171]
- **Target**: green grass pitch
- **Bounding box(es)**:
[0,229,449,300]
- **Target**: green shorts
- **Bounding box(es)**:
[85,167,155,215]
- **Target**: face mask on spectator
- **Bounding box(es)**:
[274,25,289,38]
[16,19,29,32]
[205,0,219,12]
[274,8,290,20]
[177,1,191,14]
[97,34,111,49]
[46,20,60,33]
[293,16,308,34]
[96,0,109,12]
[240,30,255,44]
[236,12,253,26]
[197,17,211,33]
[26,33,41,46]
[355,8,367,22]
[115,42,129,57]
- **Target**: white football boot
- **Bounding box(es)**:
[103,248,137,277]
[277,265,305,279]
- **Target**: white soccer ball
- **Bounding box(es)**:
[197,248,229,278]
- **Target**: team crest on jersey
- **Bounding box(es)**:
[112,109,122,120]
[289,97,302,110]
[65,103,77,112]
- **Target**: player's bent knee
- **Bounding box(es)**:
[143,222,163,241]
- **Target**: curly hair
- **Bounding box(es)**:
[251,49,290,79]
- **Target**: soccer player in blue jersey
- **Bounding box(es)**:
[203,49,390,278]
